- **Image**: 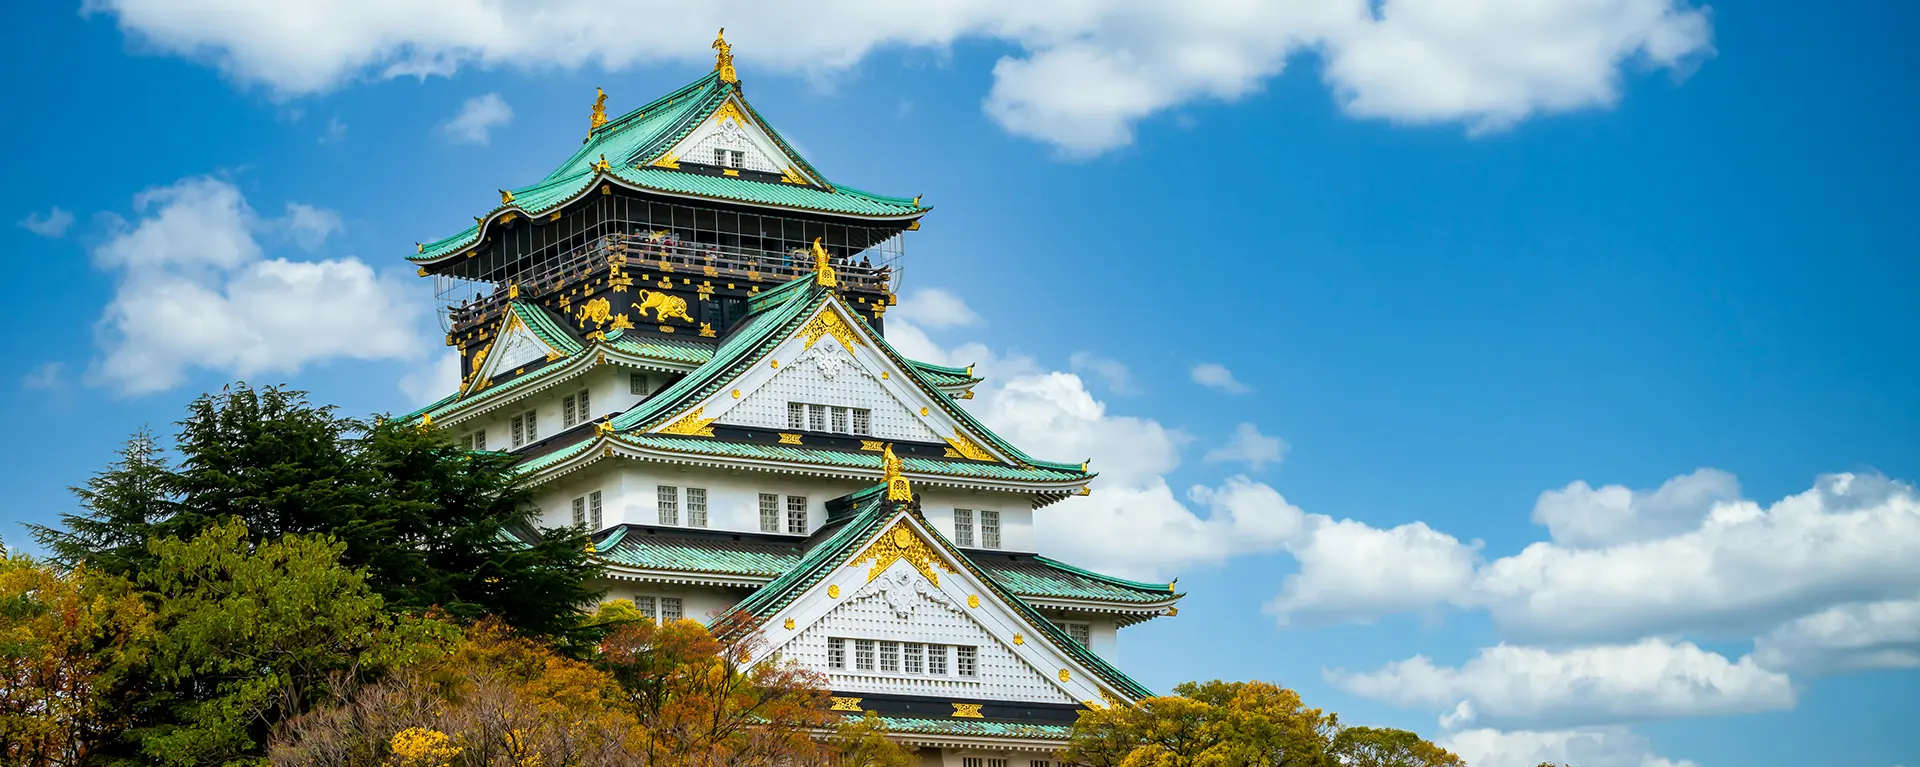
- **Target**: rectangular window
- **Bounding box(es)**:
[472,429,486,450]
[577,389,590,421]
[878,641,899,673]
[657,485,679,525]
[660,597,683,622]
[686,488,707,528]
[1032,761,1052,767]
[903,642,923,674]
[759,493,779,532]
[1063,621,1091,647]
[927,644,948,675]
[954,509,975,547]
[964,759,984,767]
[589,491,603,529]
[981,509,1001,549]
[956,645,977,678]
[852,408,870,436]
[635,596,657,621]
[572,496,586,527]
[511,415,524,447]
[854,639,875,671]
[787,495,807,534]
[563,394,577,428]
[828,638,846,670]
[988,759,1009,767]
[807,404,827,432]
[524,410,537,442]
[788,402,804,430]
[630,373,649,396]
[831,406,848,434]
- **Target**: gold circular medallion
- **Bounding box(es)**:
[893,527,913,547]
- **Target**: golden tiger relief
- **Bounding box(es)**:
[636,290,694,323]
[576,297,612,328]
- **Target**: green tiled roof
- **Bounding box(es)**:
[611,433,1090,483]
[414,73,927,263]
[592,526,1175,605]
[510,300,585,355]
[603,329,716,366]
[862,715,1071,740]
[910,360,980,388]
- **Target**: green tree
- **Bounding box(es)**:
[33,383,601,638]
[829,713,916,767]
[1329,726,1466,767]
[0,552,154,766]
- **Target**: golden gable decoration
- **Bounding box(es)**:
[851,520,954,587]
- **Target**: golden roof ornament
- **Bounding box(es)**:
[882,444,912,501]
[811,237,837,287]
[500,189,514,205]
[589,87,608,135]
[592,154,611,173]
[712,28,738,83]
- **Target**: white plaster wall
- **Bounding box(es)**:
[538,462,877,535]
[723,336,942,444]
[917,489,1036,552]
[609,582,749,624]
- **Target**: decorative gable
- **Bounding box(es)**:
[469,306,568,390]
[657,98,815,185]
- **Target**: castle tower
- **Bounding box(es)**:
[405,31,1183,763]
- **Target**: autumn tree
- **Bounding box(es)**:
[1330,726,1467,767]
[0,552,154,766]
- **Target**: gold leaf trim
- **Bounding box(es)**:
[951,703,984,719]
[850,521,955,587]
[658,406,717,437]
[942,429,996,462]
[800,308,864,351]
[831,696,864,712]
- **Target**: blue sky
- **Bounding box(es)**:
[5,2,1917,766]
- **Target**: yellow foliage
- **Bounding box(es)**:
[387,727,461,767]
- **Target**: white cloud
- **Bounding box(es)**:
[87,176,426,396]
[1268,516,1480,626]
[18,206,75,238]
[83,0,1713,155]
[320,115,347,145]
[21,362,65,391]
[1204,422,1286,471]
[1441,727,1699,767]
[281,202,343,251]
[1752,595,1920,675]
[399,351,462,407]
[437,92,513,145]
[1068,352,1136,395]
[1329,639,1795,730]
[1190,362,1249,393]
[1532,468,1740,548]
[890,288,981,329]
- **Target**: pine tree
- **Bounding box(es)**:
[30,428,179,577]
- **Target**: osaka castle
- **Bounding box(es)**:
[405,31,1182,762]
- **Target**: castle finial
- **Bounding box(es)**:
[589,87,609,135]
[811,237,837,287]
[712,28,738,83]
[882,444,912,501]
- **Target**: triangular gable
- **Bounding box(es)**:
[738,497,1149,704]
[465,302,577,395]
[652,95,818,186]
[653,297,1013,463]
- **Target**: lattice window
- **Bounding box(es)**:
[563,394,577,427]
[964,759,984,767]
[589,491,603,529]
[787,402,804,429]
[808,404,827,432]
[578,388,590,421]
[572,496,585,527]
[903,642,923,674]
[511,414,524,447]
[878,641,899,672]
[1032,761,1052,767]
[461,430,487,451]
[927,644,948,675]
[831,406,849,434]
[1061,621,1091,647]
[854,640,875,671]
[981,510,1001,549]
[687,487,707,528]
[988,760,1009,767]
[635,596,656,621]
[956,646,977,677]
[787,495,807,534]
[828,638,846,669]
[631,373,649,396]
[759,493,779,532]
[660,597,683,622]
[954,509,975,547]
[852,408,871,436]
[657,486,679,525]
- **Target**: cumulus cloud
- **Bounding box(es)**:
[87,176,425,395]
[1532,468,1740,548]
[83,0,1713,155]
[1190,362,1249,393]
[437,93,513,145]
[1441,727,1699,767]
[18,206,75,238]
[1267,517,1480,625]
[1068,352,1136,395]
[1328,639,1795,730]
[21,362,66,391]
[1752,596,1920,675]
[399,351,463,407]
[1204,422,1286,471]
[890,288,981,329]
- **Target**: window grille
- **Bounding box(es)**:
[954,509,975,547]
[831,406,848,434]
[759,493,779,532]
[563,394,576,427]
[635,596,656,621]
[687,487,707,528]
[852,408,870,435]
[631,373,648,396]
[578,389,590,421]
[472,429,486,450]
[1063,621,1091,647]
[988,759,1009,767]
[787,402,804,429]
[572,496,586,527]
[808,404,827,432]
[1032,761,1052,767]
[828,638,846,669]
[879,641,899,672]
[589,491,603,529]
[927,644,948,675]
[956,646,977,677]
[657,485,679,525]
[524,411,537,441]
[511,415,524,447]
[982,510,1001,549]
[854,640,875,671]
[787,495,807,534]
[903,642,924,674]
[964,759,984,767]
[660,597,683,622]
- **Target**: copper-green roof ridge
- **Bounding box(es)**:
[546,74,725,183]
[859,715,1070,740]
[1030,554,1175,594]
[510,301,585,355]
